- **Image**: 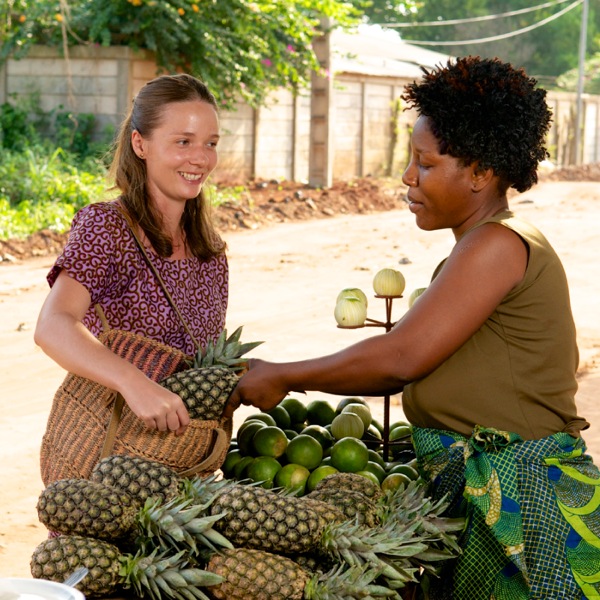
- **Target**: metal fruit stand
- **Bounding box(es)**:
[337,292,413,463]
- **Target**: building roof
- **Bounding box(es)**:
[331,24,452,79]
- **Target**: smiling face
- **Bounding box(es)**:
[402,116,479,236]
[131,99,220,210]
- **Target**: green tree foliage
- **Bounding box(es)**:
[557,52,600,93]
[368,0,599,86]
[0,0,362,109]
[351,0,419,24]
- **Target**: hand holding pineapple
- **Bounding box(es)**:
[160,326,263,422]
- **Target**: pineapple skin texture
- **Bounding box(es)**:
[90,454,181,505]
[161,365,238,420]
[208,547,308,600]
[210,485,330,555]
[31,535,121,597]
[314,472,384,501]
[37,478,137,539]
[307,488,380,528]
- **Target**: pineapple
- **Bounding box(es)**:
[90,454,181,505]
[160,326,262,420]
[307,488,380,527]
[210,483,327,554]
[207,547,397,599]
[30,535,221,600]
[209,483,435,589]
[36,478,232,555]
[315,471,384,501]
[91,454,237,507]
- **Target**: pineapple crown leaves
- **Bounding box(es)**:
[304,564,398,599]
[193,326,264,372]
[120,547,222,600]
[377,481,465,555]
[180,473,238,507]
[319,518,424,586]
[137,496,232,557]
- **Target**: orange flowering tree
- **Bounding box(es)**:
[1,0,363,109]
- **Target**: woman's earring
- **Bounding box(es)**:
[139,153,145,159]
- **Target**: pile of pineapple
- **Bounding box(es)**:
[32,455,464,600]
[30,328,464,599]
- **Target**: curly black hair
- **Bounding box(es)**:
[401,56,552,192]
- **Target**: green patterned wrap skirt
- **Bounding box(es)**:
[412,425,600,599]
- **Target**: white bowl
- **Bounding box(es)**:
[0,578,85,600]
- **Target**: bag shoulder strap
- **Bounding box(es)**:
[121,207,200,350]
[100,391,125,459]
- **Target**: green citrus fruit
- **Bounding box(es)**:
[280,397,308,424]
[285,434,323,470]
[370,418,384,435]
[356,470,381,487]
[389,425,412,441]
[252,426,289,458]
[366,424,383,440]
[237,421,266,455]
[236,417,265,439]
[389,463,419,480]
[232,456,255,480]
[368,449,386,468]
[266,405,291,430]
[330,437,369,473]
[335,396,368,414]
[221,449,244,478]
[331,412,364,440]
[274,463,311,496]
[244,412,277,427]
[381,472,411,492]
[405,458,419,470]
[284,429,298,440]
[390,419,410,431]
[361,460,387,484]
[246,456,282,488]
[306,399,336,426]
[320,456,333,466]
[306,465,339,492]
[341,403,372,429]
[408,287,427,308]
[301,424,334,450]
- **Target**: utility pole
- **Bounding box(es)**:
[575,0,589,164]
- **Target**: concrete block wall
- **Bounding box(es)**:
[1,46,598,186]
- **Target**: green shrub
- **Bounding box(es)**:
[0,147,109,239]
[0,96,44,151]
[0,94,249,240]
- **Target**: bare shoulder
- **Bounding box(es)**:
[442,221,528,292]
[455,221,527,261]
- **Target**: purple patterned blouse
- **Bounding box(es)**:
[47,200,229,356]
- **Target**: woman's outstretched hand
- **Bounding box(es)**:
[223,359,292,419]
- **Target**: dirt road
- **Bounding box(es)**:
[1,180,599,577]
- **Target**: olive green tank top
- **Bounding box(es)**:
[402,210,588,440]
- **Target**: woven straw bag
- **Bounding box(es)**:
[40,324,233,486]
[40,217,233,485]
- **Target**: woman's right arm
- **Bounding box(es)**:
[35,271,190,435]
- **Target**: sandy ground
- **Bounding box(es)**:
[1,180,599,578]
